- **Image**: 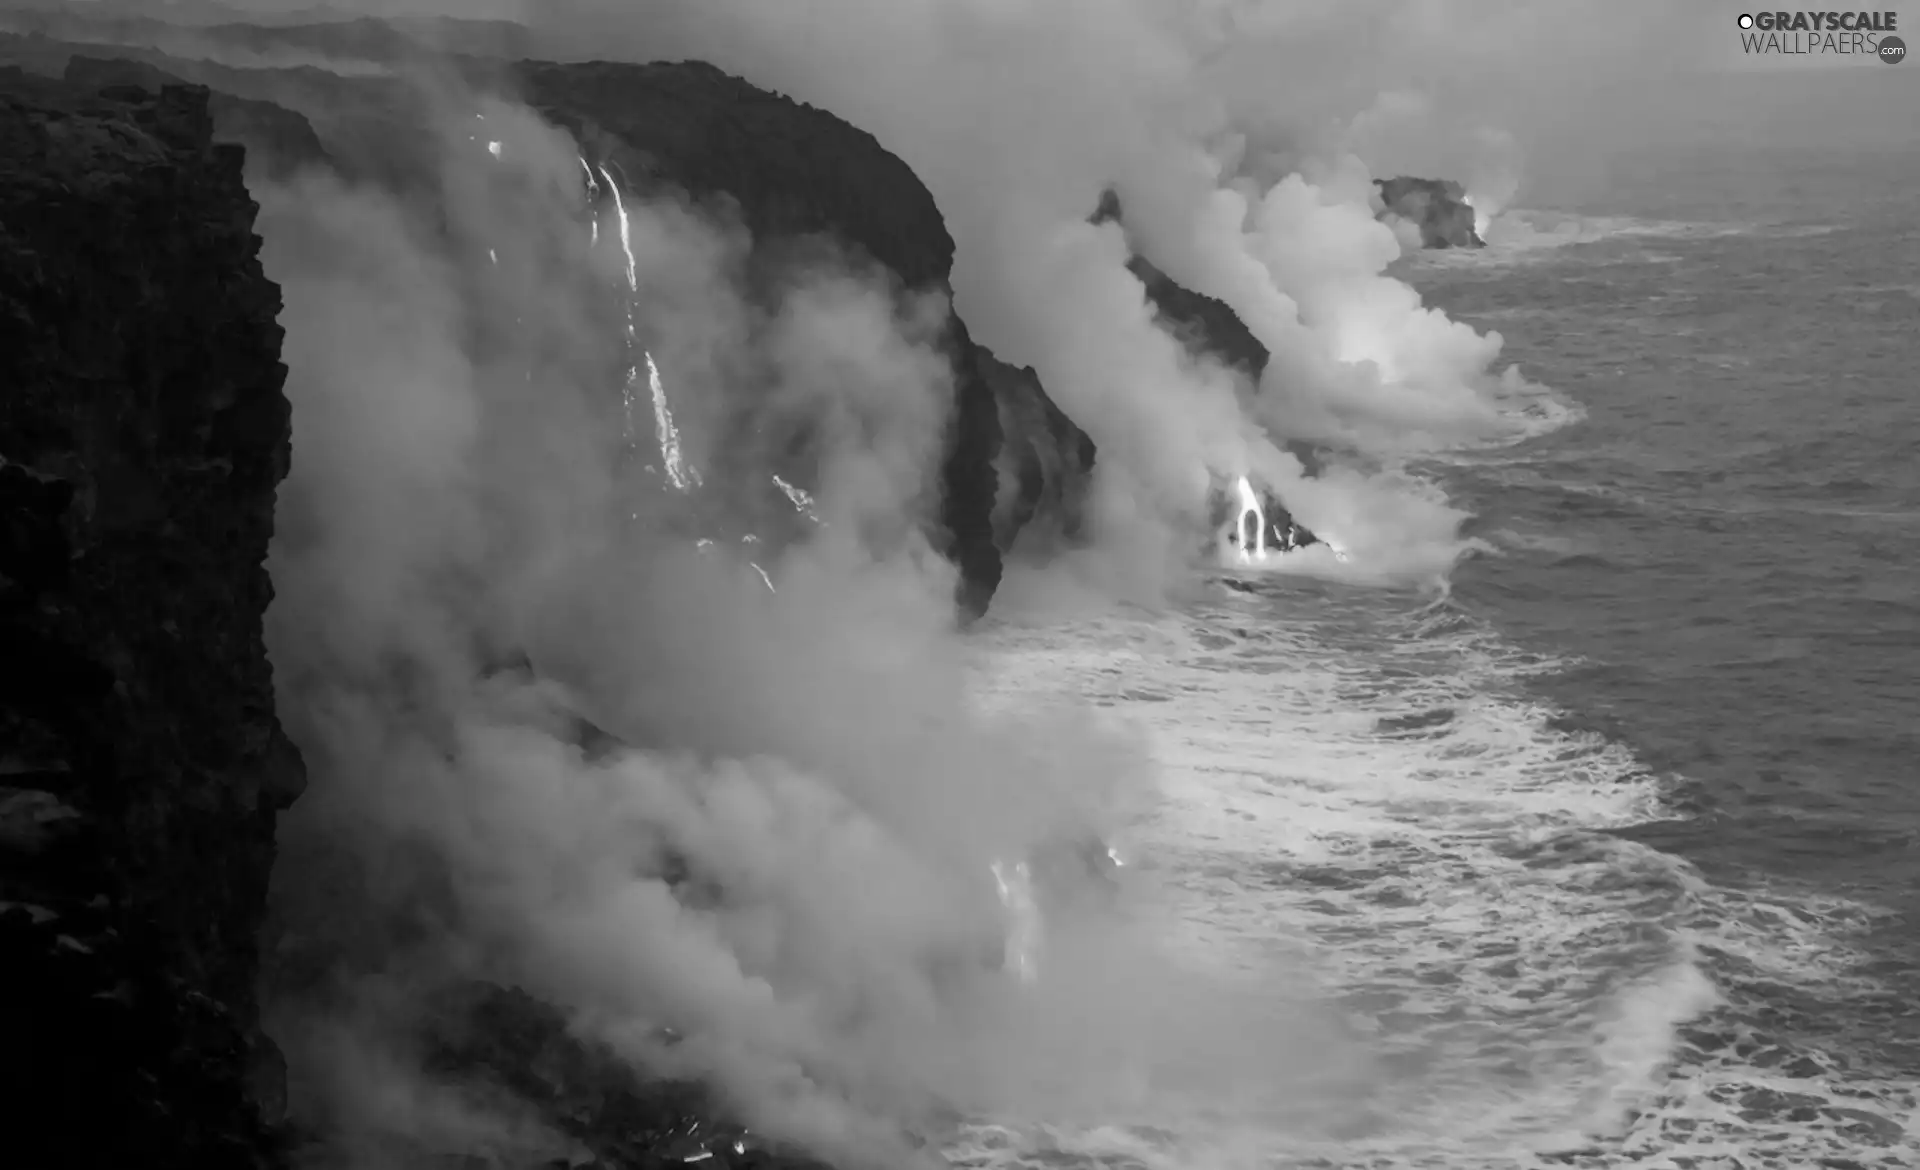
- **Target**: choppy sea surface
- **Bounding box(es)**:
[953,145,1920,1169]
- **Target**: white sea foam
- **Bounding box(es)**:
[952,580,1918,1169]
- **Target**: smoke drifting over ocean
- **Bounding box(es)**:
[178,0,1754,1164]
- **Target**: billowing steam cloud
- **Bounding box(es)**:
[494,0,1601,588]
[256,78,1375,1167]
[224,0,1753,1164]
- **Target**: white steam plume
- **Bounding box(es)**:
[497,0,1586,589]
[258,82,1359,1167]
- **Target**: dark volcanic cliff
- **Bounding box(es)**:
[1373,175,1484,249]
[978,348,1096,554]
[0,72,302,1170]
[0,43,1102,1170]
[513,58,1006,615]
[62,54,332,179]
[0,36,1104,613]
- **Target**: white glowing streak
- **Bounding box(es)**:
[600,165,637,290]
[1233,475,1267,563]
[1107,846,1125,868]
[990,859,1041,984]
[771,474,818,521]
[750,563,775,593]
[578,156,602,238]
[646,352,697,491]
[488,248,497,265]
[595,163,698,492]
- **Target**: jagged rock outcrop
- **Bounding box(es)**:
[0,72,302,1170]
[61,55,332,179]
[0,6,539,65]
[1373,175,1484,249]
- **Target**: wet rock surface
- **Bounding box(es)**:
[0,71,300,1169]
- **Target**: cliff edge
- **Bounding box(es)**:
[0,72,302,1170]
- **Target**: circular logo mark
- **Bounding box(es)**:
[1880,35,1907,63]
[1738,13,1754,29]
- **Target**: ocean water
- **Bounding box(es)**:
[949,145,1920,1170]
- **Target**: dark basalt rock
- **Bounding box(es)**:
[0,71,302,1170]
[1373,175,1484,250]
[977,347,1095,555]
[61,55,332,179]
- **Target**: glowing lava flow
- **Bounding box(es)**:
[1232,474,1267,563]
[589,158,698,492]
[771,474,820,524]
[579,158,601,246]
[990,859,1042,984]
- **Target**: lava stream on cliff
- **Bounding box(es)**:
[586,155,698,492]
[1231,474,1267,564]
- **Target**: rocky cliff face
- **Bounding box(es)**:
[0,37,1110,1170]
[1373,175,1484,249]
[0,71,301,1170]
[978,348,1096,555]
[510,58,1008,615]
[62,55,332,180]
[0,34,1108,615]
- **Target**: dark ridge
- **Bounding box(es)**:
[0,6,542,63]
[0,71,302,1169]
